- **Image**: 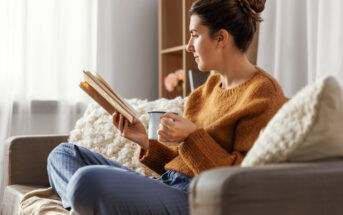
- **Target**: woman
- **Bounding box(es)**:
[47,0,288,214]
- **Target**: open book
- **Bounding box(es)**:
[79,71,139,123]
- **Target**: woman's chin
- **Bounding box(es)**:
[197,64,209,72]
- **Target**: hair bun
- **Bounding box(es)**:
[247,0,266,13]
[239,0,265,23]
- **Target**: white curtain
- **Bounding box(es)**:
[97,0,158,101]
[0,0,97,204]
[257,0,343,97]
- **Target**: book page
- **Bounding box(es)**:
[85,71,140,118]
[80,81,116,116]
[82,74,134,123]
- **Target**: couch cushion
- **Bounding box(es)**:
[242,76,343,166]
[1,185,46,215]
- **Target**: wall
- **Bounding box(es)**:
[97,0,159,101]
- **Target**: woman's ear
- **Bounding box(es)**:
[216,29,231,48]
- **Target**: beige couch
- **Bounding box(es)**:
[2,134,343,215]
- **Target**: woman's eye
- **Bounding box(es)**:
[191,34,198,38]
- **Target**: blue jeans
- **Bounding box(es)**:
[47,143,191,215]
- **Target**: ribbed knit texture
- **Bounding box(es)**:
[139,67,289,177]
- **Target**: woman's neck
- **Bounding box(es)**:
[216,52,256,90]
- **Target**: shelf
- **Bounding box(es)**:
[159,0,212,98]
[161,45,186,54]
[160,51,184,99]
[160,0,183,50]
[159,0,198,99]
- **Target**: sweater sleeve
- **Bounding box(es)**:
[138,140,179,175]
[233,96,287,159]
[179,97,283,175]
[178,128,239,174]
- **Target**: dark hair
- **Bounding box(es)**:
[189,0,266,52]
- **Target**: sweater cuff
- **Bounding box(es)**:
[138,140,178,175]
[180,128,236,173]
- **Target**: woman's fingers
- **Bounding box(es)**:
[159,120,173,135]
[160,117,173,128]
[118,114,124,134]
[123,118,128,136]
[158,133,169,142]
[112,111,121,127]
[161,112,180,121]
[159,121,174,137]
[157,128,172,142]
[113,112,132,137]
[112,112,117,125]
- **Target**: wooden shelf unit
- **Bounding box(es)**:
[158,0,197,99]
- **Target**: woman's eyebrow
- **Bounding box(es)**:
[190,29,198,33]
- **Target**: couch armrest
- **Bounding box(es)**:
[190,160,343,215]
[5,134,68,187]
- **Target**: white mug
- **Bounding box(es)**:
[148,111,177,140]
[148,111,166,140]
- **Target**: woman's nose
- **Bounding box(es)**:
[186,39,194,53]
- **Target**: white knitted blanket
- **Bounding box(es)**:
[68,97,187,177]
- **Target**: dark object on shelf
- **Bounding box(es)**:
[188,69,210,92]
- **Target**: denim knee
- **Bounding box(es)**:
[48,142,73,162]
[66,166,106,212]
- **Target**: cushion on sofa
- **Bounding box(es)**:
[242,76,343,167]
[68,97,187,177]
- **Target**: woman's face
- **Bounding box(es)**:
[186,15,219,71]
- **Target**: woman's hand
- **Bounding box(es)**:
[112,111,149,150]
[157,112,198,143]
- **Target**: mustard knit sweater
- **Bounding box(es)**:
[139,67,288,178]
